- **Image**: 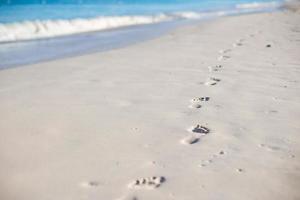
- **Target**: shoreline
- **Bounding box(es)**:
[0,7,281,70]
[0,6,300,200]
[0,1,282,43]
[0,19,185,70]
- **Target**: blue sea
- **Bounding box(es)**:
[0,0,283,68]
[0,0,283,23]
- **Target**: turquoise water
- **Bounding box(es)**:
[0,0,282,23]
[0,0,283,43]
[0,0,283,68]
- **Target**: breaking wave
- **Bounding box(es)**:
[0,1,281,43]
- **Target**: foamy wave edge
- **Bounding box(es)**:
[0,1,281,43]
[236,1,281,9]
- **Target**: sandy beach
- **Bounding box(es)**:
[0,6,300,200]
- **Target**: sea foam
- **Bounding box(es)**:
[236,1,281,9]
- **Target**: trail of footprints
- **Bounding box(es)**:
[122,35,242,194]
[182,38,233,145]
[85,35,258,198]
[181,34,255,170]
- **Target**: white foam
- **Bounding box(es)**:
[236,1,280,9]
[0,14,173,43]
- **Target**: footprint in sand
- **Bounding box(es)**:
[266,44,272,48]
[233,42,243,47]
[116,195,138,200]
[181,125,210,145]
[181,135,199,145]
[260,144,281,151]
[189,124,210,134]
[236,168,244,173]
[289,154,296,158]
[208,65,222,72]
[217,55,231,61]
[272,96,284,101]
[189,97,210,109]
[290,27,300,33]
[264,110,278,114]
[191,97,210,102]
[129,176,166,189]
[233,39,245,47]
[200,159,213,167]
[219,49,232,54]
[200,150,226,167]
[189,103,202,109]
[80,181,101,188]
[205,77,221,86]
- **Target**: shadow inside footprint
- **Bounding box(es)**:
[208,65,222,72]
[191,125,210,134]
[80,181,100,188]
[218,55,230,61]
[205,77,221,86]
[260,144,281,151]
[233,42,243,47]
[219,49,232,54]
[211,77,221,82]
[181,135,199,145]
[191,97,210,102]
[189,103,202,109]
[129,176,166,189]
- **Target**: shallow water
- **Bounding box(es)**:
[0,20,183,69]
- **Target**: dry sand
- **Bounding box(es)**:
[0,7,300,200]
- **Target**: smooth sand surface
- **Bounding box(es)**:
[0,8,300,200]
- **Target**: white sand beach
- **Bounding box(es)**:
[0,6,300,200]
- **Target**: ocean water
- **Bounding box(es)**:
[0,0,283,69]
[0,0,283,42]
